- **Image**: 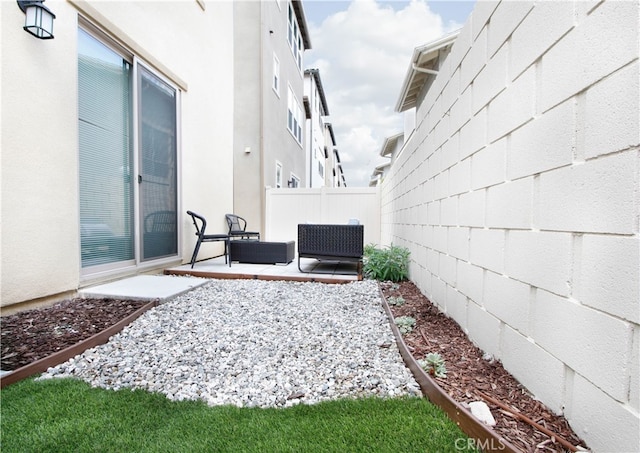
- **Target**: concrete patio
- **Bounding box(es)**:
[165,255,361,284]
[79,255,361,302]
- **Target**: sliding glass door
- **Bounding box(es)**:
[139,67,178,261]
[78,27,178,273]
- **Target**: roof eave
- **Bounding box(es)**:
[292,0,312,49]
[395,29,460,113]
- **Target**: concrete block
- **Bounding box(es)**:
[423,178,434,203]
[447,18,472,73]
[416,243,427,270]
[433,226,448,253]
[467,301,501,357]
[439,254,457,287]
[449,158,471,196]
[505,230,572,296]
[459,107,487,160]
[584,62,640,159]
[577,234,639,323]
[540,0,638,112]
[508,99,575,180]
[471,136,506,190]
[434,115,451,150]
[434,170,449,201]
[486,178,533,229]
[538,152,637,234]
[631,327,639,412]
[457,260,484,304]
[460,26,488,88]
[470,228,505,274]
[509,1,574,79]
[487,0,534,58]
[431,275,447,309]
[427,200,440,225]
[450,86,473,134]
[441,67,461,113]
[534,290,632,401]
[500,326,565,414]
[441,132,460,171]
[440,196,458,226]
[470,0,498,42]
[472,42,507,114]
[445,286,468,331]
[483,270,530,335]
[426,247,440,274]
[488,66,535,142]
[459,190,485,227]
[568,373,640,453]
[422,225,433,250]
[448,226,470,261]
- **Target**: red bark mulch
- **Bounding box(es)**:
[381,280,588,453]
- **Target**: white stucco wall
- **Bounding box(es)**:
[380,1,639,451]
[1,1,234,307]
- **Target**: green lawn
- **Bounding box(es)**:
[1,377,471,452]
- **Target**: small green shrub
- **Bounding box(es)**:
[418,353,447,378]
[363,244,410,282]
[394,316,416,334]
[387,296,405,306]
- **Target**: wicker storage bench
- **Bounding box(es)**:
[297,224,364,276]
[230,240,295,264]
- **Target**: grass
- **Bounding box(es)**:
[1,377,472,452]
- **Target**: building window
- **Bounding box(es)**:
[272,53,280,96]
[288,173,300,188]
[276,161,283,188]
[287,86,303,144]
[287,2,303,71]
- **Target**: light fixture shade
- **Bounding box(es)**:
[19,1,55,39]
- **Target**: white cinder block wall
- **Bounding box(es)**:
[380,1,639,451]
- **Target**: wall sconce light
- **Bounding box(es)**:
[17,0,55,40]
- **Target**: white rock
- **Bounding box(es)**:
[37,279,420,408]
[469,401,496,426]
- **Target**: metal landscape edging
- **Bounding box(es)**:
[379,286,521,453]
[0,300,158,389]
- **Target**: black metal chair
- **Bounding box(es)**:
[225,214,260,241]
[186,211,230,268]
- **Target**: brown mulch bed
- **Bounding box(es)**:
[381,280,588,453]
[1,298,147,371]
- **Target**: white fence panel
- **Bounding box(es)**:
[265,187,381,247]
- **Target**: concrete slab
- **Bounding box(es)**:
[79,275,208,301]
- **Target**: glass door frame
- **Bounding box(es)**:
[79,22,182,280]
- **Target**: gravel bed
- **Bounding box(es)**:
[40,279,420,408]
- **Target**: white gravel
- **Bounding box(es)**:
[39,279,420,408]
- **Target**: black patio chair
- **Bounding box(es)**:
[186,211,230,268]
[225,214,260,241]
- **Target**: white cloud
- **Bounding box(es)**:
[306,0,464,186]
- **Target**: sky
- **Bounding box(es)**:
[302,0,476,187]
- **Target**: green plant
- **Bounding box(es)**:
[419,353,447,378]
[387,296,405,306]
[363,244,410,282]
[394,316,416,334]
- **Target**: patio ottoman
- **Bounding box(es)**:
[230,240,295,265]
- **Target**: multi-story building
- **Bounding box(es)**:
[232,0,311,235]
[369,132,403,186]
[304,68,331,188]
